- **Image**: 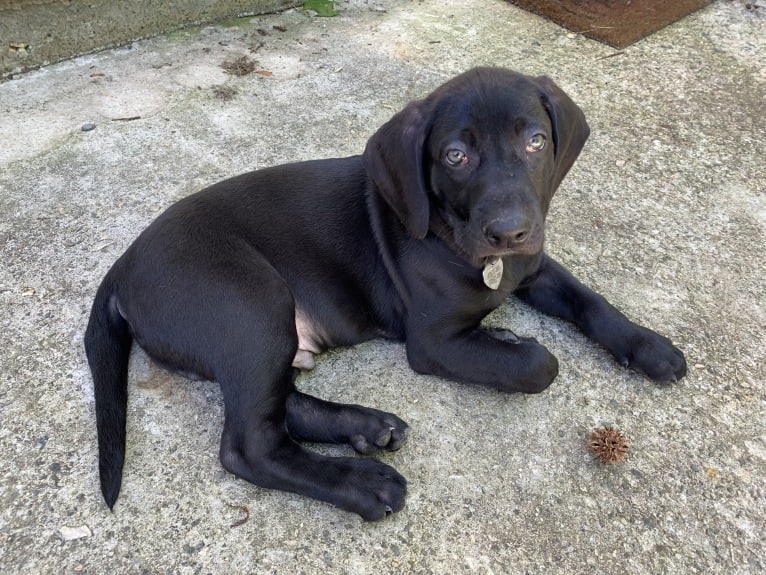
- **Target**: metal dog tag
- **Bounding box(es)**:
[482,257,503,290]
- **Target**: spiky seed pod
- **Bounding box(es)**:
[589,426,629,463]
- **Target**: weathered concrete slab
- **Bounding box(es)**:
[0,1,764,573]
[0,0,300,76]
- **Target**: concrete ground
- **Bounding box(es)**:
[1,0,764,573]
[0,0,299,76]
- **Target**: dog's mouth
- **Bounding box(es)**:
[430,203,544,264]
[445,228,544,270]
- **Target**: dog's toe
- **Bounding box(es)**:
[374,427,393,448]
[386,421,409,451]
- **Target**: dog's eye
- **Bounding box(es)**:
[526,134,546,153]
[445,149,469,166]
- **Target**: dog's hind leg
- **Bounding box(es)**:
[218,366,407,519]
[212,264,406,520]
[286,391,409,454]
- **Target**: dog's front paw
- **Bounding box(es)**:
[507,339,559,394]
[617,326,687,382]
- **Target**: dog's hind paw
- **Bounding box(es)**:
[348,409,409,455]
[285,392,409,452]
[337,457,407,521]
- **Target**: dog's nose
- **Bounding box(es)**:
[483,216,531,248]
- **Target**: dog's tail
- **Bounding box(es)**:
[83,277,133,509]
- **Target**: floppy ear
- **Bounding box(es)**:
[363,100,431,239]
[535,76,590,192]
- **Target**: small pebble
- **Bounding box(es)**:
[59,525,92,541]
[81,122,96,132]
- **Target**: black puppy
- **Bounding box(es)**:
[84,67,686,521]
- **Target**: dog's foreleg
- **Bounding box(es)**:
[404,325,560,394]
[514,254,687,381]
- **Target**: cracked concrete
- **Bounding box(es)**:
[0,1,764,573]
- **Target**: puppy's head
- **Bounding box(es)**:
[363,67,589,265]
